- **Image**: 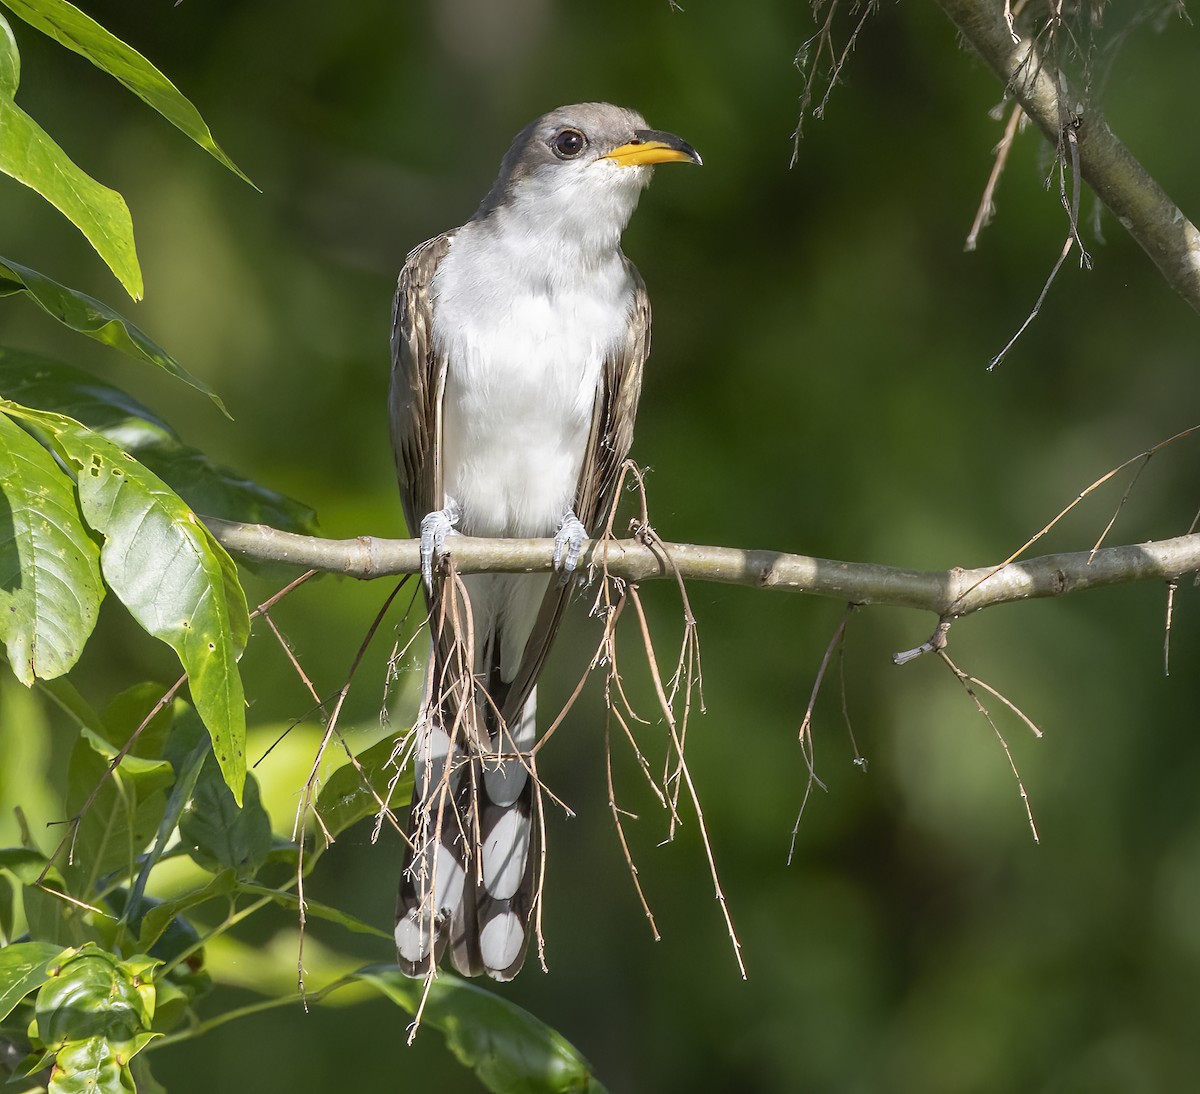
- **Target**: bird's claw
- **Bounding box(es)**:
[420,499,461,591]
[552,511,588,583]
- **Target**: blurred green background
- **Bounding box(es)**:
[3,1,1200,1090]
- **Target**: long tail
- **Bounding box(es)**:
[395,643,540,980]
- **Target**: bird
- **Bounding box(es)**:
[389,102,700,981]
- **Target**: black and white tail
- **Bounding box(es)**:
[394,650,539,981]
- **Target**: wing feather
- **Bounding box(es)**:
[389,232,455,534]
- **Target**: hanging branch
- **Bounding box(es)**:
[935,0,1200,314]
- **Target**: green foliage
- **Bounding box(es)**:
[0,8,597,1091]
[0,412,103,683]
[0,707,605,1093]
[0,13,140,298]
[0,258,226,413]
[1,401,251,805]
[0,0,252,185]
[356,966,609,1094]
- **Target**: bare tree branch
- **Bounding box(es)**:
[203,516,1200,620]
[936,0,1200,314]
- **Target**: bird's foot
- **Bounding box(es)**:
[420,498,462,590]
[552,510,588,583]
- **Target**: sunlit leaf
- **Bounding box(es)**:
[0,85,141,298]
[315,735,412,841]
[0,411,103,684]
[34,945,160,1094]
[0,257,227,415]
[355,965,609,1094]
[0,939,66,1022]
[1,403,250,803]
[0,0,252,185]
[0,12,19,96]
[0,349,316,531]
[178,754,270,877]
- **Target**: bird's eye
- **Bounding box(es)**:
[551,128,587,159]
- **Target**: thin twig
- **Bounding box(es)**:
[937,651,1041,843]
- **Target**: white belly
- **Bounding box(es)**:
[433,228,633,539]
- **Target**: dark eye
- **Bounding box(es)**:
[551,128,587,159]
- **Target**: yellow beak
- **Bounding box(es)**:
[602,129,702,168]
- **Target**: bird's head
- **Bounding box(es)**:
[473,102,701,254]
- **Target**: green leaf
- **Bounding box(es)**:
[132,870,235,954]
[0,0,252,185]
[66,727,174,896]
[0,940,66,1022]
[0,257,227,415]
[316,735,413,841]
[34,945,159,1094]
[0,85,141,298]
[0,412,103,684]
[35,945,154,1042]
[0,347,173,445]
[1,404,250,803]
[355,965,609,1094]
[178,754,270,877]
[0,349,317,531]
[0,12,19,96]
[0,845,50,883]
[236,884,391,939]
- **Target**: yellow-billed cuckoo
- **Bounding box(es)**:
[390,103,700,980]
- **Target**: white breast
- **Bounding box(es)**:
[432,218,635,539]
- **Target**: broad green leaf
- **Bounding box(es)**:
[0,939,66,1021]
[0,347,172,445]
[0,257,227,415]
[131,869,235,954]
[0,12,18,96]
[1,404,249,803]
[34,945,159,1094]
[178,754,270,877]
[316,735,413,840]
[0,845,50,884]
[0,0,252,185]
[0,95,141,298]
[0,349,317,531]
[35,945,156,1042]
[355,965,608,1094]
[236,884,391,939]
[66,727,173,895]
[0,412,103,683]
[138,444,318,536]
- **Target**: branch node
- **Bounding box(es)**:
[893,619,952,666]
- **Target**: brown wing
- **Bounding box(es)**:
[499,262,651,725]
[389,232,455,534]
